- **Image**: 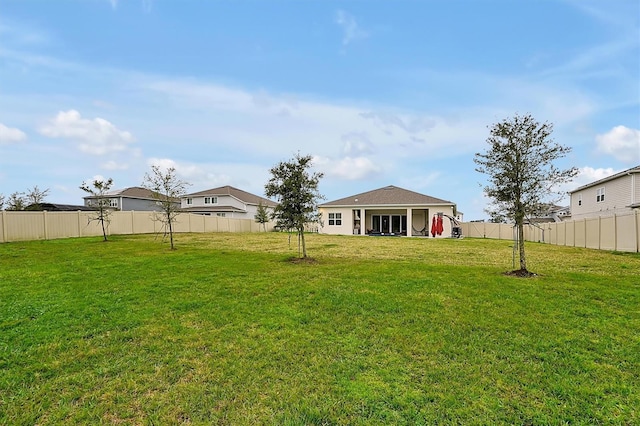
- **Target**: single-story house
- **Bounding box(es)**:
[318,185,458,237]
[83,187,180,212]
[181,185,277,219]
[569,165,640,220]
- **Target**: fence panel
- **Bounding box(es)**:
[585,218,600,250]
[616,213,638,252]
[0,211,275,243]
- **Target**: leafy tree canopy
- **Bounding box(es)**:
[474,113,577,273]
[265,153,324,258]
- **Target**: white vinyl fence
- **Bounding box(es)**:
[461,211,640,253]
[0,210,274,243]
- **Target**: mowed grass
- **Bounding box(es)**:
[0,233,638,425]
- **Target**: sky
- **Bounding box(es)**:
[0,0,638,220]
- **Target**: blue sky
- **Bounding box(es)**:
[1,0,638,219]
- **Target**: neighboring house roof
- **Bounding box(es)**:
[569,165,640,193]
[26,203,95,211]
[184,185,277,207]
[84,186,180,202]
[320,185,454,207]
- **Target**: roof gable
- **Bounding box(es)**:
[320,185,453,207]
[185,185,277,207]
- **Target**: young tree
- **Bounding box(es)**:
[254,201,270,232]
[24,185,50,210]
[474,113,577,274]
[80,178,114,241]
[6,192,26,211]
[142,165,189,250]
[265,153,324,258]
[0,193,4,210]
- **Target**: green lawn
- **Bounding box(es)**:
[1,233,638,425]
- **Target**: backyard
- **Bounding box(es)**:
[1,233,638,424]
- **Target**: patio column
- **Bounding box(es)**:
[407,208,412,237]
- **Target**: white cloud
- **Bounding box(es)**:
[341,132,374,156]
[596,126,640,164]
[314,155,382,180]
[39,110,135,155]
[335,10,368,47]
[101,160,129,171]
[0,123,27,143]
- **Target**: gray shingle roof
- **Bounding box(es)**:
[85,186,180,202]
[185,185,277,207]
[320,185,453,207]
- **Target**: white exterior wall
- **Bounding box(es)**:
[182,194,246,210]
[571,174,635,220]
[320,204,456,237]
[318,207,354,235]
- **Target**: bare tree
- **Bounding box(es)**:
[80,178,114,241]
[142,165,190,250]
[474,113,577,275]
[6,192,26,211]
[0,193,5,210]
[24,186,50,209]
[265,153,324,258]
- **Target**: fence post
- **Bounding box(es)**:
[43,211,48,240]
[636,210,639,253]
[614,213,618,252]
[77,210,82,237]
[1,210,6,243]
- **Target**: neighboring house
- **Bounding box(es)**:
[318,185,458,237]
[569,165,640,220]
[526,205,571,224]
[181,185,277,219]
[83,187,179,212]
[26,203,95,212]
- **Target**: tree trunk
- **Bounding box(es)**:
[299,226,307,258]
[101,215,107,242]
[518,222,527,271]
[168,212,174,250]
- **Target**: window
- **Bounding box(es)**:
[109,198,118,207]
[577,194,582,206]
[216,212,226,217]
[205,196,218,205]
[328,212,342,226]
[186,198,193,205]
[596,188,605,203]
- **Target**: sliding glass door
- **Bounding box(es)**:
[371,214,406,234]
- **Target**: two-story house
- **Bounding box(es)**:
[569,165,640,220]
[83,187,180,211]
[181,185,277,218]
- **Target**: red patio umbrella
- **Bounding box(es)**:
[431,216,437,237]
[437,215,444,236]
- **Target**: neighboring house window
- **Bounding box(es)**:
[109,199,118,207]
[596,188,605,203]
[577,194,582,206]
[186,198,193,205]
[216,213,226,217]
[205,196,218,204]
[328,213,342,225]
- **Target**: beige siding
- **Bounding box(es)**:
[571,174,634,220]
